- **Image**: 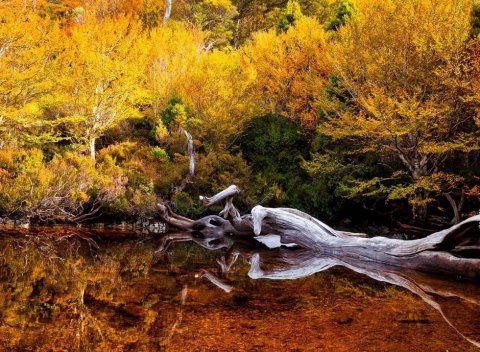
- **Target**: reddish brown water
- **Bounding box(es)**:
[0,228,479,351]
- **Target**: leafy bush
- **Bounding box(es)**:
[151,146,169,160]
[172,192,194,215]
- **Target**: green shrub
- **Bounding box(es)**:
[172,192,194,215]
[151,146,169,160]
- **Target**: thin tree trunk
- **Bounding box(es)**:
[444,193,461,225]
[412,188,428,221]
[89,137,96,161]
[163,0,172,24]
[173,129,194,194]
[398,152,429,221]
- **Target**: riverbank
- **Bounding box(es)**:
[0,215,443,240]
[0,217,168,234]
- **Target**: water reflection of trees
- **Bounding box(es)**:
[0,229,478,350]
[0,230,188,351]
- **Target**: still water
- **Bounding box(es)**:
[0,227,479,351]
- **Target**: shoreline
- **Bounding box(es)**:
[0,218,169,234]
[0,216,435,240]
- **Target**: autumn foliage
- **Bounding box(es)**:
[0,0,479,224]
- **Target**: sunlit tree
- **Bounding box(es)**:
[58,13,148,160]
[244,17,330,132]
[147,23,255,149]
[0,1,63,147]
[320,0,476,219]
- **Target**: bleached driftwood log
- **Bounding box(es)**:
[157,185,480,279]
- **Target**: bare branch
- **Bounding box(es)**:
[199,185,241,207]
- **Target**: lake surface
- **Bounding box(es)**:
[0,227,479,351]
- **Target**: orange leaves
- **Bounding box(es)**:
[244,17,330,132]
[470,38,480,125]
[176,50,255,146]
[315,0,479,214]
[147,24,255,149]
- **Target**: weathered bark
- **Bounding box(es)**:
[157,185,480,279]
[444,192,464,225]
[200,185,242,221]
[89,137,96,161]
[156,203,193,231]
[173,129,195,194]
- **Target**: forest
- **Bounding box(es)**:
[1,0,480,227]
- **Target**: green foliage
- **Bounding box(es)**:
[0,147,104,221]
[277,0,303,32]
[239,114,309,185]
[303,139,399,215]
[473,0,480,37]
[1,0,480,224]
[151,146,169,160]
[160,97,185,129]
[98,143,173,216]
[172,192,195,215]
[189,0,238,48]
[238,114,340,216]
[326,0,357,31]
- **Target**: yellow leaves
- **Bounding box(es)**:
[70,190,90,201]
[146,24,204,112]
[30,265,45,281]
[58,12,149,153]
[349,88,454,142]
[387,172,465,204]
[0,1,63,145]
[203,0,233,8]
[189,0,237,48]
[320,0,478,213]
[470,39,480,125]
[321,111,371,139]
[323,0,477,181]
[420,137,480,154]
[19,103,42,116]
[154,46,255,148]
[146,21,253,148]
[244,16,330,130]
[332,0,470,93]
[154,123,169,143]
[0,145,129,219]
[170,103,188,127]
[337,177,388,199]
[303,153,343,175]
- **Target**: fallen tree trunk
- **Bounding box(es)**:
[157,185,480,279]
